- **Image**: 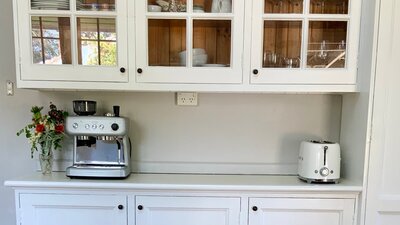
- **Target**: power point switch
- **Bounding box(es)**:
[176,92,198,106]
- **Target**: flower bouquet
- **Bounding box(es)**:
[17,103,68,174]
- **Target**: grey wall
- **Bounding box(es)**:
[44,92,342,175]
[0,1,42,224]
[0,0,342,224]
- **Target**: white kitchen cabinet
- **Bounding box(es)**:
[12,0,368,91]
[14,0,128,83]
[249,198,355,225]
[363,0,400,224]
[134,0,245,84]
[250,0,361,85]
[136,196,241,225]
[5,174,361,225]
[18,193,127,225]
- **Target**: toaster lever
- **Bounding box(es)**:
[324,146,328,165]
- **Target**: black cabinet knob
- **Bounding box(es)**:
[118,205,124,210]
[138,205,143,210]
[111,123,119,131]
[120,67,126,73]
[252,206,258,211]
[137,68,143,74]
[253,69,259,75]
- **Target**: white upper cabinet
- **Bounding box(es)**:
[134,0,245,84]
[12,0,365,90]
[250,0,361,84]
[15,0,128,82]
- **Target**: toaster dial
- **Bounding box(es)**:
[320,167,330,177]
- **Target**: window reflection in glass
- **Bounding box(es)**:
[77,18,117,66]
[31,16,71,64]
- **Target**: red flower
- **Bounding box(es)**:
[35,124,45,133]
[55,124,64,133]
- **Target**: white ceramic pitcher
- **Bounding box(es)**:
[211,0,232,13]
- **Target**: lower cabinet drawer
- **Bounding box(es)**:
[135,196,241,225]
[19,193,127,225]
[249,198,355,225]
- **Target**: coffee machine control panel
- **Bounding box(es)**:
[66,116,128,136]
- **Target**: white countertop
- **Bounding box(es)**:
[4,172,362,192]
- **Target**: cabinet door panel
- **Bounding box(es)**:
[136,196,240,225]
[250,0,361,85]
[135,1,244,84]
[364,0,400,224]
[16,0,128,82]
[20,194,127,225]
[249,198,355,225]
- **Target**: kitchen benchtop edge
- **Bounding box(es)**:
[4,172,363,192]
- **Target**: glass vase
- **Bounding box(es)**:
[39,143,53,175]
[39,153,53,175]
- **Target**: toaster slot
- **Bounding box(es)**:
[324,146,328,165]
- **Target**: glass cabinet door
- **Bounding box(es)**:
[250,0,361,85]
[262,20,302,68]
[307,21,347,68]
[77,17,117,66]
[135,0,244,84]
[76,0,115,11]
[18,0,127,82]
[31,16,72,65]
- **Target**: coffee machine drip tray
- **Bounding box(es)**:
[66,165,130,178]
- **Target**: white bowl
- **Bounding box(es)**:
[178,50,208,66]
[192,48,206,55]
[201,64,227,67]
[148,5,162,12]
[193,54,208,66]
[178,51,187,65]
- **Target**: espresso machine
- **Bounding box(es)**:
[66,101,131,178]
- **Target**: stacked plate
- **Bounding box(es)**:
[31,0,70,10]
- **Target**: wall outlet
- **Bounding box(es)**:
[176,92,198,106]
